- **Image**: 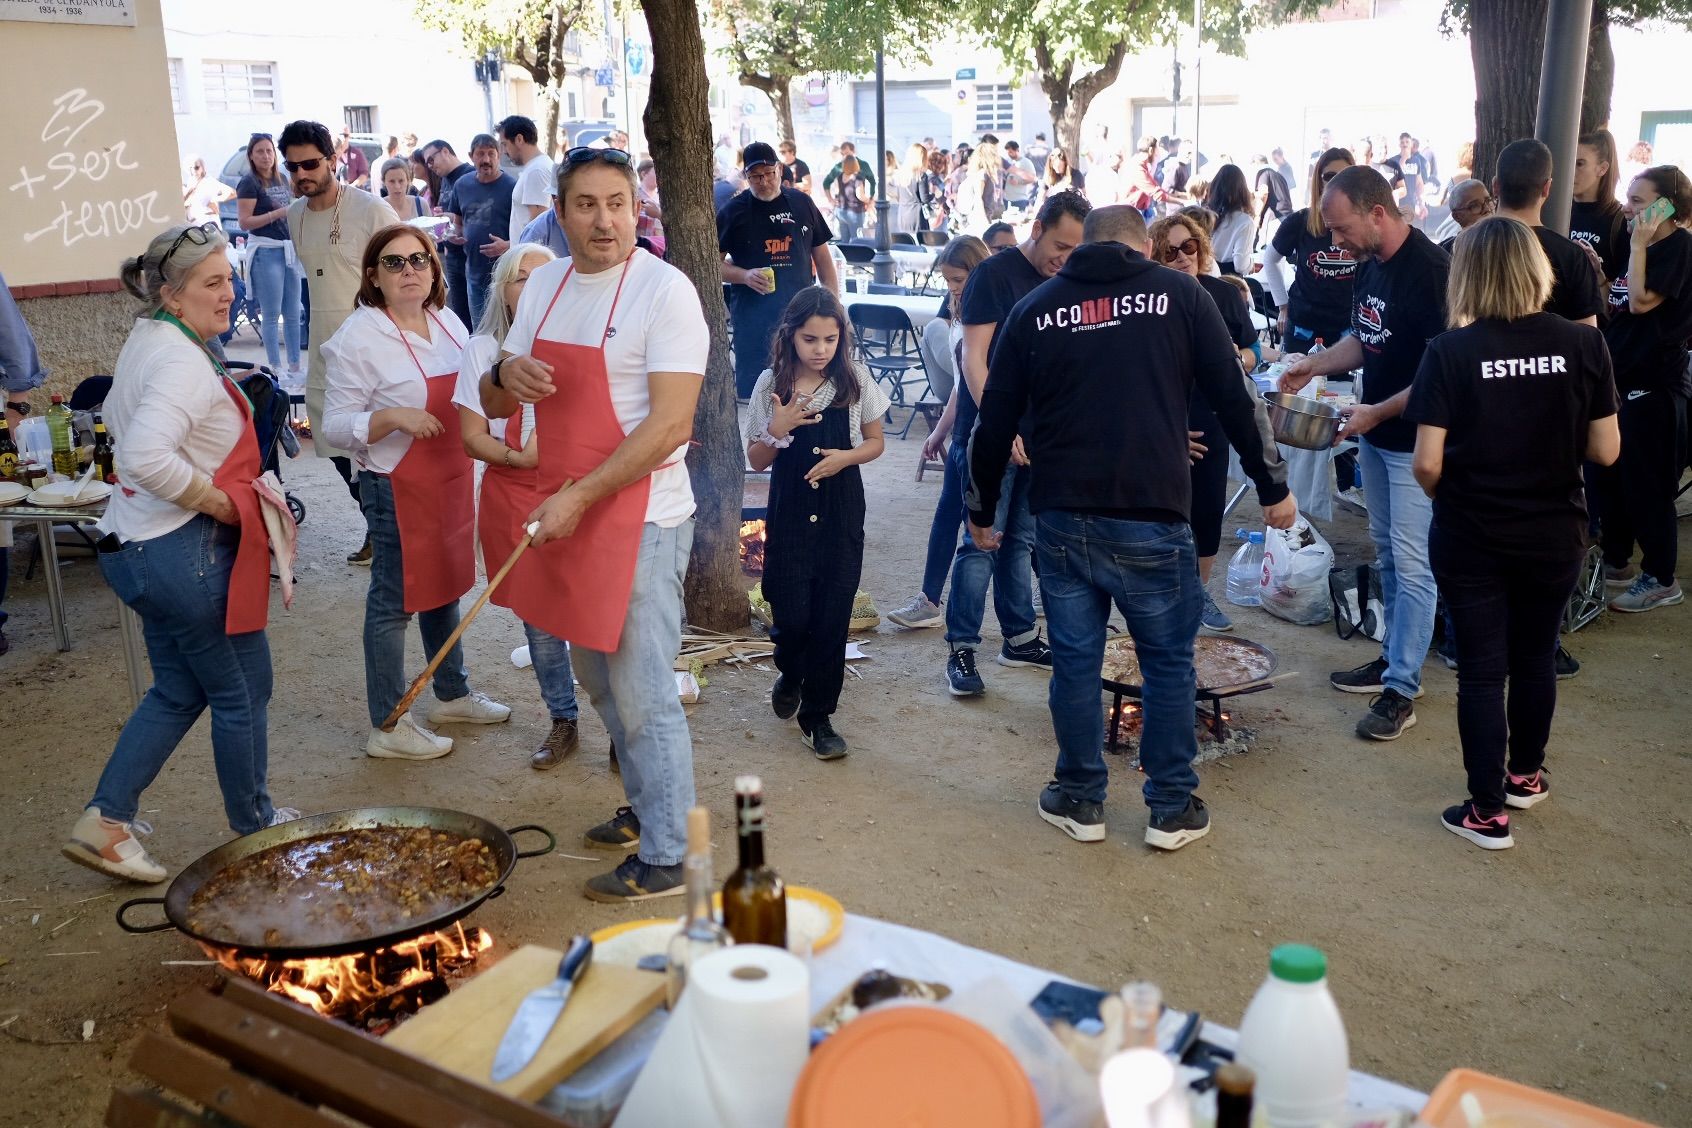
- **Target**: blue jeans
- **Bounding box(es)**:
[572,520,696,866]
[248,245,301,370]
[1038,511,1200,815]
[837,210,866,242]
[523,621,579,721]
[944,445,1037,649]
[467,268,492,328]
[358,472,470,728]
[1357,438,1437,697]
[920,444,966,604]
[91,516,275,834]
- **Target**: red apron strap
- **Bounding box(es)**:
[384,309,456,381]
[537,266,575,334]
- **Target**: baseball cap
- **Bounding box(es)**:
[743,142,779,171]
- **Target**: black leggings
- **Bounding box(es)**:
[330,456,363,504]
[1597,387,1685,586]
[1432,528,1581,814]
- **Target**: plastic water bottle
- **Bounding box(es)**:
[47,394,76,477]
[1300,339,1326,399]
[1226,529,1265,607]
[1235,945,1349,1128]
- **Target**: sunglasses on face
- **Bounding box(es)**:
[378,252,433,274]
[285,157,327,174]
[1159,238,1200,263]
[162,221,220,270]
[564,146,632,168]
[1453,197,1494,215]
[1321,168,1345,183]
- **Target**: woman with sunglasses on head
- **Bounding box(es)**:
[1261,147,1358,352]
[63,224,298,884]
[1150,214,1259,634]
[323,226,511,761]
[236,134,303,377]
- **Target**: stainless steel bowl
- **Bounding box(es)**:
[1265,392,1343,451]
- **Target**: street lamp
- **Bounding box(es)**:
[871,43,896,288]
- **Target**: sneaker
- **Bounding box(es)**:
[61,808,167,883]
[366,715,453,760]
[1554,645,1580,680]
[584,806,640,850]
[1145,797,1211,851]
[1356,689,1417,741]
[1200,590,1234,633]
[800,717,849,761]
[1436,637,1459,671]
[887,594,943,629]
[427,690,512,726]
[1331,657,1388,694]
[609,741,620,775]
[1504,769,1551,810]
[267,807,302,827]
[947,647,985,696]
[771,675,801,720]
[1037,782,1105,842]
[1603,562,1638,590]
[998,635,1054,669]
[347,537,373,566]
[583,854,686,903]
[530,718,579,770]
[1441,801,1514,850]
[1608,574,1683,613]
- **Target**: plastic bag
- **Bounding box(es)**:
[1259,516,1334,625]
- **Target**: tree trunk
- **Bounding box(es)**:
[741,74,796,147]
[543,12,566,157]
[1582,0,1614,132]
[1033,36,1127,174]
[643,0,747,631]
[1469,0,1546,187]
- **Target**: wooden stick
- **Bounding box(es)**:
[380,523,538,732]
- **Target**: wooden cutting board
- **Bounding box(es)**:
[385,943,666,1101]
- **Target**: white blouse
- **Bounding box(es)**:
[322,305,468,474]
[742,366,892,452]
[452,332,534,445]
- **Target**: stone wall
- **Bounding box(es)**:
[11,290,140,404]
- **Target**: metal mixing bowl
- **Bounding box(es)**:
[1264,392,1343,450]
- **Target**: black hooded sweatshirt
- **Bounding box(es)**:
[967,242,1289,526]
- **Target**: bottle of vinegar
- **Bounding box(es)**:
[721,775,786,948]
[665,806,732,1007]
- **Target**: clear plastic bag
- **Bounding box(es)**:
[1259,516,1334,625]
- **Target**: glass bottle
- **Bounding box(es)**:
[665,806,732,1007]
[721,775,786,948]
[93,413,115,484]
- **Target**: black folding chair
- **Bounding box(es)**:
[891,232,918,245]
[917,230,949,247]
[1244,276,1279,347]
[847,302,935,439]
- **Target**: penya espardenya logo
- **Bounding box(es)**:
[1308,246,1355,279]
[1353,295,1388,344]
[1607,276,1629,311]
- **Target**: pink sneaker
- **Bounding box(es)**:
[61,808,167,883]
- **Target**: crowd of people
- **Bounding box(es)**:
[23,105,1692,901]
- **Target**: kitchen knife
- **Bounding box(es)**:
[490,934,594,1082]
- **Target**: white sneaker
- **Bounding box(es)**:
[427,690,512,725]
[61,808,168,883]
[887,594,943,629]
[268,807,303,827]
[367,715,454,760]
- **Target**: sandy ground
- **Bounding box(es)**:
[0,398,1687,1126]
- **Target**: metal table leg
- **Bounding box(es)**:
[116,594,148,708]
[36,518,71,651]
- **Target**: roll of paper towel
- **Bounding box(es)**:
[615,945,810,1128]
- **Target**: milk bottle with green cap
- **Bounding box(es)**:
[1234,944,1349,1127]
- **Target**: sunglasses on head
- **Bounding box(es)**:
[1159,238,1200,263]
[564,146,632,168]
[284,157,328,174]
[378,251,433,274]
[161,221,220,271]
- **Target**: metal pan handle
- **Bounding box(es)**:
[506,824,556,860]
[116,898,175,934]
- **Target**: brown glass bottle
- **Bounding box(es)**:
[93,414,115,484]
[721,775,786,948]
[1214,1063,1255,1128]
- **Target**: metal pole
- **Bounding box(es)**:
[482,51,496,133]
[1534,0,1593,236]
[871,45,896,287]
[1191,0,1202,170]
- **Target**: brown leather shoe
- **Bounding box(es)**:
[530,718,580,770]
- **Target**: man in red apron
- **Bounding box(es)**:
[480,148,710,903]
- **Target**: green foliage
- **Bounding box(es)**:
[1438,0,1692,33]
[706,0,937,86]
[413,0,601,61]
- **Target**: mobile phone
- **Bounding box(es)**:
[1029,979,1112,1027]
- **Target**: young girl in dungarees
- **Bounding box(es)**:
[744,289,889,760]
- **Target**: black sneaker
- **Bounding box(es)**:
[582,854,686,902]
[800,717,849,761]
[1504,769,1551,810]
[347,536,373,566]
[1356,689,1417,741]
[771,675,801,720]
[1330,657,1388,694]
[584,805,640,850]
[1441,801,1514,850]
[1037,782,1105,842]
[1145,797,1211,851]
[998,635,1054,669]
[1554,645,1580,680]
[947,647,985,696]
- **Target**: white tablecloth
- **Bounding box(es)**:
[843,293,944,332]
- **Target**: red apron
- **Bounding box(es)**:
[511,253,679,652]
[478,405,545,609]
[386,310,476,614]
[213,377,272,635]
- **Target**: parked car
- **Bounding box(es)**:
[560,120,619,150]
[216,135,385,238]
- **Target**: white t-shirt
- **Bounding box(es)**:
[503,249,708,526]
[511,154,556,244]
[321,305,469,474]
[1006,156,1037,204]
[452,333,534,445]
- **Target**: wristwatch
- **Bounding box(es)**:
[6,399,30,417]
[490,357,505,389]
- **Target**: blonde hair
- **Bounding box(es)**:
[1446,216,1552,328]
[475,242,556,342]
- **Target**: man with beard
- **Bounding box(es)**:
[717,142,839,398]
[281,119,398,565]
[1281,165,1450,742]
[423,139,475,327]
[450,134,516,325]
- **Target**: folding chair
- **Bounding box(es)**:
[917,230,949,247]
[837,242,876,293]
[891,232,918,245]
[847,302,936,440]
[1244,276,1279,347]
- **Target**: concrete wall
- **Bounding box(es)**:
[10,291,138,403]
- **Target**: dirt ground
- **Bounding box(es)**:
[1,408,1688,1127]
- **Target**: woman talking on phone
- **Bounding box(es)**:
[1598,165,1692,613]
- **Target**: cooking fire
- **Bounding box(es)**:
[740,519,767,577]
[1104,699,1255,765]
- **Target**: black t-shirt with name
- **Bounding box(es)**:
[716,187,834,306]
[1351,227,1451,451]
[782,158,810,186]
[955,244,1045,436]
[1568,198,1630,284]
[1602,226,1692,392]
[1271,209,1357,336]
[1384,153,1427,199]
[1406,313,1618,559]
[1534,226,1604,322]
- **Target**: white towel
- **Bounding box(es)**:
[252,471,296,609]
